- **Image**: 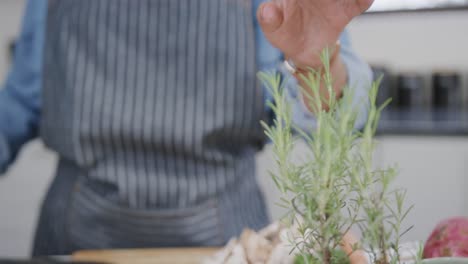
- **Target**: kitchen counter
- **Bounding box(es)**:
[377,109,468,136]
[72,248,219,264]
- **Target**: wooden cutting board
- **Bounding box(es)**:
[72,248,219,264]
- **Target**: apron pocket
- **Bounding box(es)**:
[66,178,223,250]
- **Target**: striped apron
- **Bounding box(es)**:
[33,0,269,256]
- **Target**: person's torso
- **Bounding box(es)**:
[39,0,269,249]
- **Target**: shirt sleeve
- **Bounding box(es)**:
[0,0,47,174]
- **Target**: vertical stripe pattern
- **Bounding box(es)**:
[38,0,269,253]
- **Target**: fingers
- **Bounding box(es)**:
[257,1,283,34]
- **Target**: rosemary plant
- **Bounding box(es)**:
[259,49,417,264]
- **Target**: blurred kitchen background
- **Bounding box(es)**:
[1,0,468,258]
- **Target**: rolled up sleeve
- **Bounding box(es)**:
[0,0,46,174]
[339,30,373,130]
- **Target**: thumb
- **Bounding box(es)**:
[257,2,283,33]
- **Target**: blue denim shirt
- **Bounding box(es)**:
[0,0,371,173]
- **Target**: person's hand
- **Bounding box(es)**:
[256,0,373,69]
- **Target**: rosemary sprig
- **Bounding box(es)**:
[259,49,414,264]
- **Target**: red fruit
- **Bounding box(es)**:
[423,217,468,258]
